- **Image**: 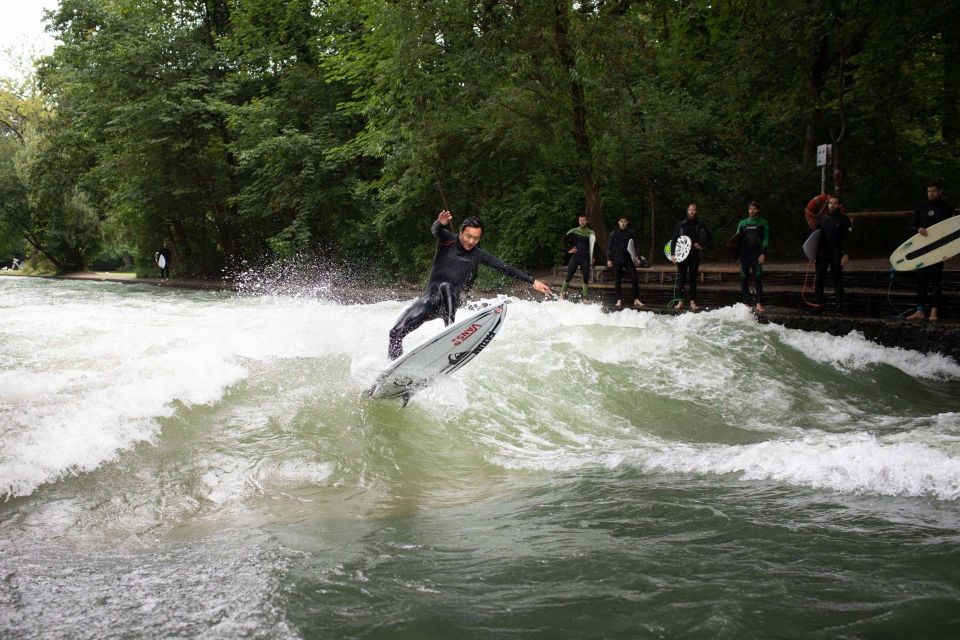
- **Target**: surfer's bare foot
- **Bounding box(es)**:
[754,303,765,314]
[690,301,699,311]
[633,299,645,308]
[581,299,590,305]
[614,299,622,308]
[906,310,925,320]
[560,292,568,300]
[930,309,939,322]
[674,300,685,310]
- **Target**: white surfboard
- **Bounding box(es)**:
[627,239,639,265]
[672,235,692,263]
[802,229,821,262]
[367,301,508,406]
[889,215,960,271]
[157,254,167,269]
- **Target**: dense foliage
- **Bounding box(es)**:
[1,0,957,277]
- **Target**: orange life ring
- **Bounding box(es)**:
[804,194,844,229]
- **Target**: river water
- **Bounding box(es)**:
[2,277,960,639]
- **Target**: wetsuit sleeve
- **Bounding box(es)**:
[700,223,713,246]
[910,205,924,232]
[671,221,683,251]
[761,219,770,252]
[478,250,535,284]
[432,220,456,243]
[842,215,853,255]
[606,231,616,258]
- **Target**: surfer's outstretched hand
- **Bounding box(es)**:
[532,280,552,296]
[438,210,453,225]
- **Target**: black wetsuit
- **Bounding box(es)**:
[606,227,639,301]
[156,247,171,280]
[815,211,852,308]
[387,220,534,360]
[672,218,711,302]
[911,198,955,312]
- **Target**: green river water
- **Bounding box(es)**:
[1,277,959,639]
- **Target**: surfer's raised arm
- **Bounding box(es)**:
[432,210,456,242]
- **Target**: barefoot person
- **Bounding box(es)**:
[671,203,711,310]
[735,201,769,314]
[560,215,595,303]
[387,210,552,360]
[906,181,955,322]
[154,241,171,281]
[606,216,644,309]
[814,195,852,311]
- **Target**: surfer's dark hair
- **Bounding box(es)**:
[460,216,484,232]
[928,180,944,190]
[749,200,759,208]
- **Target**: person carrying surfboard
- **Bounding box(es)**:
[606,216,644,309]
[154,241,171,281]
[906,181,955,322]
[814,195,852,310]
[560,215,595,303]
[735,201,769,314]
[386,210,552,360]
[670,203,712,310]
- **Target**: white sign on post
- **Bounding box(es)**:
[816,144,832,167]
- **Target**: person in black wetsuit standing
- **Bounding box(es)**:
[671,203,711,310]
[155,241,171,281]
[606,216,644,308]
[387,210,552,360]
[814,195,852,310]
[906,181,955,322]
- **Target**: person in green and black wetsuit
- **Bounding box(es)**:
[735,201,769,314]
[560,215,595,303]
[815,195,852,311]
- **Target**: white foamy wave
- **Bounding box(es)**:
[487,432,960,500]
[646,433,960,500]
[766,324,960,379]
[0,283,388,499]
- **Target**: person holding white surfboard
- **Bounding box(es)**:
[606,216,644,309]
[386,210,552,360]
[906,182,955,322]
[670,203,711,310]
[154,241,171,281]
[814,195,852,311]
[907,180,954,321]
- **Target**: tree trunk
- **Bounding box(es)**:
[944,34,959,145]
[552,1,609,254]
[648,183,656,263]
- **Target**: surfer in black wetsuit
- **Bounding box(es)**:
[606,216,644,308]
[387,210,552,360]
[671,203,711,310]
[814,195,852,310]
[906,182,955,322]
[155,241,171,281]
